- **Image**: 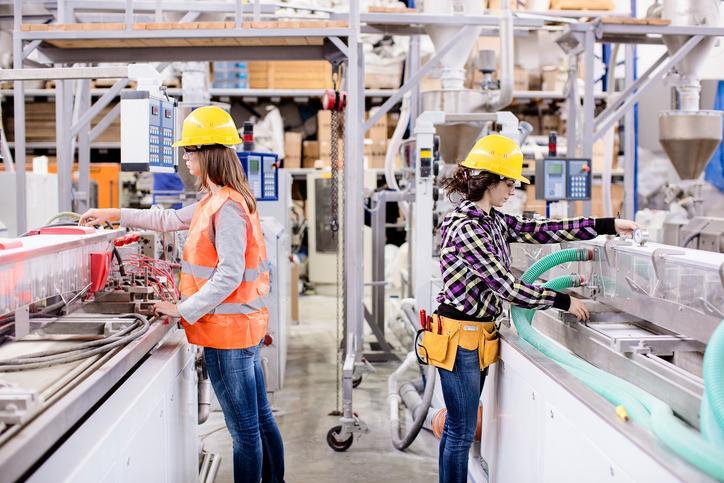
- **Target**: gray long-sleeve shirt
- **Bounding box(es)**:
[121,201,248,324]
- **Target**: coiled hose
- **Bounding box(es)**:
[0,314,151,372]
[511,249,724,480]
[702,321,724,446]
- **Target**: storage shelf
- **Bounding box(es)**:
[0,88,398,98]
[2,88,612,100]
[8,141,120,149]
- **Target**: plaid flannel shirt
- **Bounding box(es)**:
[436,200,600,320]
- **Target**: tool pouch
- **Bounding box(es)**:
[420,316,460,371]
[479,323,500,370]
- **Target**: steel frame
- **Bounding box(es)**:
[564,22,724,219]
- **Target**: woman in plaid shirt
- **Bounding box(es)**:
[434,134,637,482]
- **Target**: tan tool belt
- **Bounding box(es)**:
[417,315,500,371]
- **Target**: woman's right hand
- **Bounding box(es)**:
[567,298,590,321]
[79,208,120,227]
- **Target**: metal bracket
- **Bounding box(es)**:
[0,386,42,425]
[651,248,684,297]
[697,297,724,319]
[624,276,650,297]
[603,236,630,267]
[612,335,703,356]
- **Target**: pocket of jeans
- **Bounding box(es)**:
[479,327,500,369]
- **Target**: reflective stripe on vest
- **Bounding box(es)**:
[181,259,271,283]
[180,294,267,315]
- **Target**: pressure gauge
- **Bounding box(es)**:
[632,228,649,246]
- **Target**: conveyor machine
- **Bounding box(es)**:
[473,237,724,482]
[0,227,200,482]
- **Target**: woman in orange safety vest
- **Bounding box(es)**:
[80,106,285,483]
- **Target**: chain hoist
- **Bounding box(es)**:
[322,64,347,416]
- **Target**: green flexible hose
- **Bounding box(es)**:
[511,250,724,480]
[702,321,724,446]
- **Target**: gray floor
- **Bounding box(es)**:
[200,295,439,482]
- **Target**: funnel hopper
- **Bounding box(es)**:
[422,90,492,164]
[659,110,722,180]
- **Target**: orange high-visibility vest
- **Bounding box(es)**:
[179,186,270,349]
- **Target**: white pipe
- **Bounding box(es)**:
[388,352,417,425]
[487,0,514,111]
[384,94,411,217]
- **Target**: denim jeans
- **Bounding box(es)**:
[437,347,488,483]
[205,341,285,483]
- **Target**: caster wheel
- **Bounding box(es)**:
[352,375,363,388]
[326,425,353,452]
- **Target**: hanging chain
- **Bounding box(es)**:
[328,64,345,416]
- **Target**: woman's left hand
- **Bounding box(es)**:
[153,301,180,319]
[614,219,639,237]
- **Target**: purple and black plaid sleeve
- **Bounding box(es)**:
[503,214,599,244]
[436,201,604,320]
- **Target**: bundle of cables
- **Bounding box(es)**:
[122,254,180,302]
[0,314,151,372]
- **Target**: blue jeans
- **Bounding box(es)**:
[437,347,488,483]
[205,341,285,483]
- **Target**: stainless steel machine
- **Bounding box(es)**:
[0,227,199,482]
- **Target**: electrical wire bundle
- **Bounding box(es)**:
[0,314,151,372]
[122,254,180,302]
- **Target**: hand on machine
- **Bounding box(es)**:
[79,208,120,227]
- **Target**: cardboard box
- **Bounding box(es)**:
[542,65,566,92]
[488,0,518,10]
[514,65,529,91]
[541,114,560,134]
[302,140,320,168]
[366,109,388,142]
[365,139,387,169]
[574,184,624,218]
[284,131,303,169]
[247,61,333,89]
[316,110,345,143]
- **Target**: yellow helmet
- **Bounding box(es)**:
[172,106,242,148]
[460,134,529,184]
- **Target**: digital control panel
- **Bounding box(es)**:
[237,151,279,201]
[536,158,592,201]
[121,91,177,173]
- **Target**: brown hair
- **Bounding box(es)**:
[198,145,257,214]
[441,167,503,202]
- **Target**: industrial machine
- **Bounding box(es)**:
[646,0,724,253]
[260,217,289,394]
[0,226,199,482]
[237,151,280,201]
[120,90,178,174]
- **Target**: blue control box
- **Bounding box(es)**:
[237,151,279,201]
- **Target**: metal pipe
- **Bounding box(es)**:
[487,0,513,110]
[197,378,211,424]
[13,0,27,235]
[206,453,222,483]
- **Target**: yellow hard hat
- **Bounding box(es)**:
[172,106,242,148]
[460,134,529,184]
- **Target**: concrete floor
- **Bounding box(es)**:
[200,294,439,482]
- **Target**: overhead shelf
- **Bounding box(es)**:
[2,88,612,101]
[20,21,350,63]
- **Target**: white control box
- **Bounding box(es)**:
[120,91,177,173]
